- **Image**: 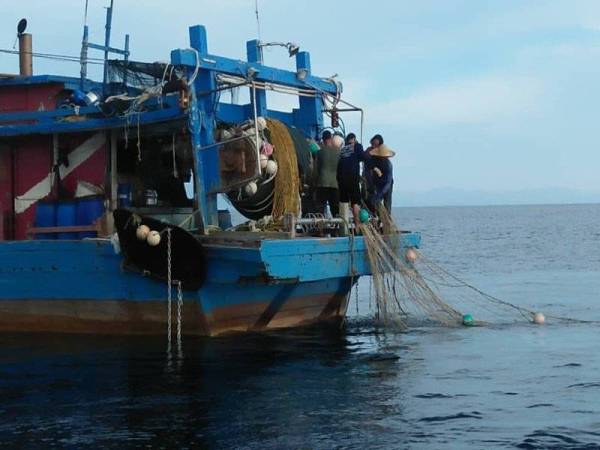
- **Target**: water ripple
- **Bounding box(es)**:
[418,411,483,422]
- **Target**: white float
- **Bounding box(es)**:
[256,116,267,131]
[265,160,278,176]
[146,230,161,246]
[260,154,269,170]
[405,248,418,263]
[533,312,546,325]
[136,224,150,241]
[244,181,258,196]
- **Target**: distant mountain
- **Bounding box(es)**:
[395,187,600,207]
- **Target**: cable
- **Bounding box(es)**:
[186,48,200,86]
[0,48,105,65]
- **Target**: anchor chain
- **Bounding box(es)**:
[167,228,172,353]
[177,280,183,346]
[166,228,184,360]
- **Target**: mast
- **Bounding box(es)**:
[102,0,114,93]
[79,0,130,93]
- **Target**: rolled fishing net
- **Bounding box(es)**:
[266,118,300,219]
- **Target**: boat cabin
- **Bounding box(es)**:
[0,22,363,243]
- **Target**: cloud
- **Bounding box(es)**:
[365,75,545,128]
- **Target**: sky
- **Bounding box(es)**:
[1,0,600,204]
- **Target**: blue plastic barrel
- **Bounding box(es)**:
[76,195,105,239]
[34,200,56,240]
[56,200,77,240]
[117,183,132,208]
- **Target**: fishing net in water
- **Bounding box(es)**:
[360,212,592,329]
[360,220,462,328]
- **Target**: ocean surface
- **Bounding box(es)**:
[1,203,600,449]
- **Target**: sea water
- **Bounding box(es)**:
[1,204,599,449]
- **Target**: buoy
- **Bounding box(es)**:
[309,141,320,154]
[256,116,267,131]
[260,153,269,170]
[146,230,161,247]
[332,135,344,148]
[462,314,474,326]
[533,312,545,325]
[265,160,278,176]
[136,224,150,241]
[244,181,258,196]
[405,248,418,263]
[359,208,370,223]
[261,141,274,156]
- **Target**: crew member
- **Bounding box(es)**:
[337,132,365,226]
[366,141,395,212]
[315,130,340,217]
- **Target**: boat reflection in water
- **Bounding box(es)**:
[0,321,409,448]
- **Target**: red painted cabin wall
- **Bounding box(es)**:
[0,83,64,113]
[0,83,108,240]
[0,144,13,240]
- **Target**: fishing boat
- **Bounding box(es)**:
[0,7,420,336]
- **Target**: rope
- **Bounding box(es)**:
[0,48,104,65]
[187,48,200,86]
[415,251,600,325]
[136,113,141,161]
[171,133,178,178]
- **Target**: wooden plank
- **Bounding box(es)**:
[27,225,97,235]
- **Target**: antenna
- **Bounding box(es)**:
[255,0,261,41]
[79,0,130,91]
[83,0,89,26]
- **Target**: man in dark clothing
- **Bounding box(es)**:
[370,134,384,148]
[315,130,340,217]
[337,132,365,226]
[366,143,395,212]
[362,134,383,206]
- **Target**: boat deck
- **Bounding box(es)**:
[197,229,420,248]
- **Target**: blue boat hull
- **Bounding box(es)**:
[0,233,420,335]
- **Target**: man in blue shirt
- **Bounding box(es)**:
[337,133,365,226]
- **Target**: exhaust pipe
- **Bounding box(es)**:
[18,33,32,76]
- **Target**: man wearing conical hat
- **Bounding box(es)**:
[365,134,395,212]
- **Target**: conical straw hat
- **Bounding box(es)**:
[369,144,395,158]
